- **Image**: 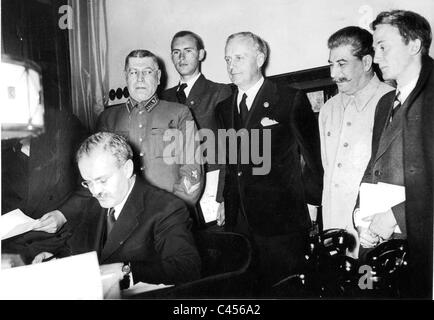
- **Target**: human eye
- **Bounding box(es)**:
[172,50,180,56]
[224,57,231,64]
[128,69,137,76]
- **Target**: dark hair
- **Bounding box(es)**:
[76,132,133,167]
[171,30,204,51]
[124,50,160,71]
[328,26,374,59]
[371,10,432,55]
[226,31,269,62]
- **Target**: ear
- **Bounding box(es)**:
[123,159,134,178]
[198,49,206,62]
[256,52,265,69]
[362,55,373,72]
[409,38,422,55]
[157,69,162,85]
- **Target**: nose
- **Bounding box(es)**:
[374,50,382,64]
[89,181,103,196]
[330,64,339,79]
[137,70,145,82]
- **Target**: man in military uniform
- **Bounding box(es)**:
[97,49,203,206]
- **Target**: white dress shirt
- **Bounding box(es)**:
[236,77,265,112]
[179,72,201,98]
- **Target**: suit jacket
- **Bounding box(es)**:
[65,178,201,285]
[216,79,323,237]
[360,55,434,298]
[1,109,86,262]
[97,97,203,206]
[163,74,232,204]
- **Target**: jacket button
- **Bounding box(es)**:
[237,171,242,177]
[374,170,381,177]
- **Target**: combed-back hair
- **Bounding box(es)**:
[328,26,374,59]
[124,49,160,71]
[171,30,205,51]
[76,132,133,167]
[226,31,269,62]
[371,10,432,55]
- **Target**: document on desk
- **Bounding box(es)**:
[122,282,174,297]
[0,252,104,300]
[199,169,220,223]
[0,209,39,240]
[355,182,405,232]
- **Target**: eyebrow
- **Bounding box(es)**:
[328,58,348,64]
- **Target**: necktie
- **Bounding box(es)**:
[388,91,401,125]
[106,208,116,237]
[239,93,248,124]
[176,83,188,104]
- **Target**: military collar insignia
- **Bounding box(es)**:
[126,94,160,113]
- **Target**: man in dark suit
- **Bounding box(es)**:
[355,10,433,298]
[163,31,231,227]
[1,108,86,263]
[216,32,323,295]
[34,132,201,286]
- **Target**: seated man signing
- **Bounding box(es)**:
[34,132,201,286]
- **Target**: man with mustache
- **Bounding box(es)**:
[163,31,231,227]
[34,50,204,234]
[33,132,201,287]
[319,27,393,244]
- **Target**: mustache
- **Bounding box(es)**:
[333,77,349,84]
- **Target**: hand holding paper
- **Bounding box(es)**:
[0,209,39,240]
[354,182,405,234]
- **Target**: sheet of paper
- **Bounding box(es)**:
[355,182,405,233]
[0,251,104,299]
[199,170,220,223]
[0,209,39,240]
[122,282,174,297]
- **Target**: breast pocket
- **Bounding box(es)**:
[150,128,178,159]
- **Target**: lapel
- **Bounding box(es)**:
[403,55,433,117]
[101,179,143,262]
[219,86,238,130]
[186,74,207,109]
[375,56,433,162]
[245,79,278,130]
[375,100,404,161]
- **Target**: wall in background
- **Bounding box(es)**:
[106,0,434,103]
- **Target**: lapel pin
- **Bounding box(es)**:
[263,102,269,108]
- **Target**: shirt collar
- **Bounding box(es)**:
[113,175,136,220]
[237,76,265,110]
[126,94,160,113]
[397,76,419,104]
[179,72,201,98]
[341,74,381,112]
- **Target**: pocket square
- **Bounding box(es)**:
[260,117,279,127]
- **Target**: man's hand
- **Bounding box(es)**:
[1,254,26,269]
[33,210,67,233]
[365,209,397,241]
[100,263,124,281]
[357,227,380,248]
[216,202,225,226]
[32,252,55,264]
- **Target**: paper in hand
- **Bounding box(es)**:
[355,182,405,233]
[0,209,39,240]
